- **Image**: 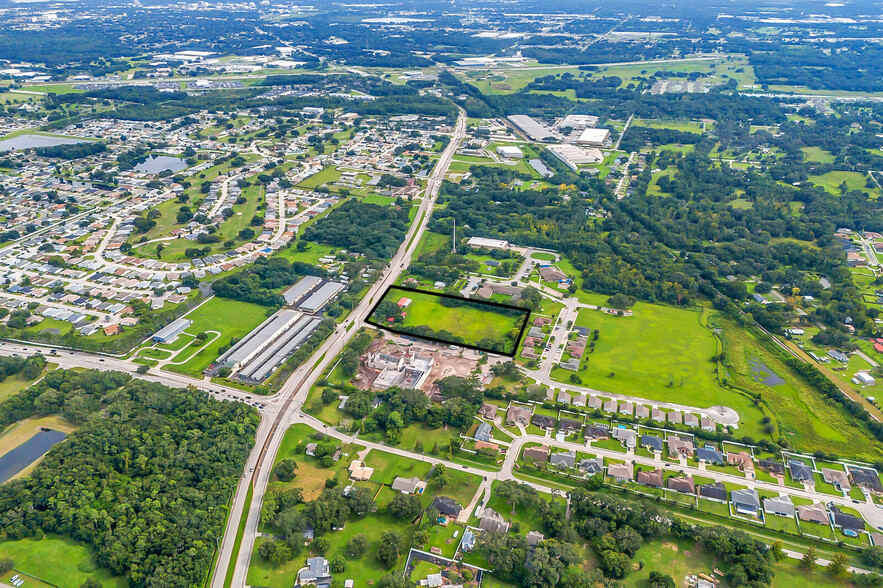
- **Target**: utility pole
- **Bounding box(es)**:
[452,218,456,253]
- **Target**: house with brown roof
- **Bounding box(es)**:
[668,436,694,458]
[651,408,665,422]
[479,508,510,533]
[637,468,664,488]
[532,414,556,430]
[758,459,785,476]
[667,475,695,495]
[797,503,829,525]
[587,396,603,410]
[684,413,699,427]
[634,405,650,419]
[619,401,634,415]
[727,451,755,472]
[667,411,683,425]
[479,403,497,419]
[822,468,851,491]
[523,445,550,463]
[603,400,617,413]
[585,425,609,440]
[506,404,532,426]
[607,462,633,482]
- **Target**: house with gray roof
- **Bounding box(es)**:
[641,434,664,452]
[697,447,725,465]
[851,467,883,491]
[698,481,727,502]
[732,489,761,515]
[789,460,813,482]
[391,476,424,495]
[833,509,865,531]
[299,556,331,585]
[611,427,637,448]
[764,495,794,518]
[579,457,604,474]
[475,422,493,442]
[550,450,576,469]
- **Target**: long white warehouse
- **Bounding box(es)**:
[299,282,344,313]
[216,309,301,370]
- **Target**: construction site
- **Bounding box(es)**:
[351,337,486,395]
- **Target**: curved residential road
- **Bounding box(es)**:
[213,108,468,588]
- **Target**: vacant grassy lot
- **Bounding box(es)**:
[372,287,528,353]
[801,146,835,164]
[163,297,270,377]
[810,170,879,197]
[0,534,128,588]
[0,363,54,403]
[551,304,764,429]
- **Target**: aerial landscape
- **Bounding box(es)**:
[5,0,883,586]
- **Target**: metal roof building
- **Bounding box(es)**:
[152,318,192,343]
[299,281,344,313]
[284,275,322,306]
[238,316,321,382]
[216,309,301,370]
[507,115,558,142]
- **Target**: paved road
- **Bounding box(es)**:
[213,108,469,588]
[501,434,883,529]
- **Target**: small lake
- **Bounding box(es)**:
[0,133,91,152]
[133,155,187,174]
[0,429,67,483]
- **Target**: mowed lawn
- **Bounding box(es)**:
[552,303,731,408]
[377,288,527,351]
[163,297,270,377]
[0,534,128,588]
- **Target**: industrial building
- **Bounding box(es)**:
[299,281,345,313]
[546,144,603,170]
[558,114,598,130]
[496,145,524,159]
[283,275,322,306]
[236,315,321,383]
[152,318,192,343]
[467,236,509,250]
[576,128,610,146]
[215,309,302,371]
[506,115,558,142]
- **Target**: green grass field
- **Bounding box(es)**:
[810,170,879,198]
[371,287,528,354]
[801,147,835,164]
[163,298,270,377]
[0,534,128,588]
[550,304,762,423]
[717,317,883,461]
[0,364,54,403]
